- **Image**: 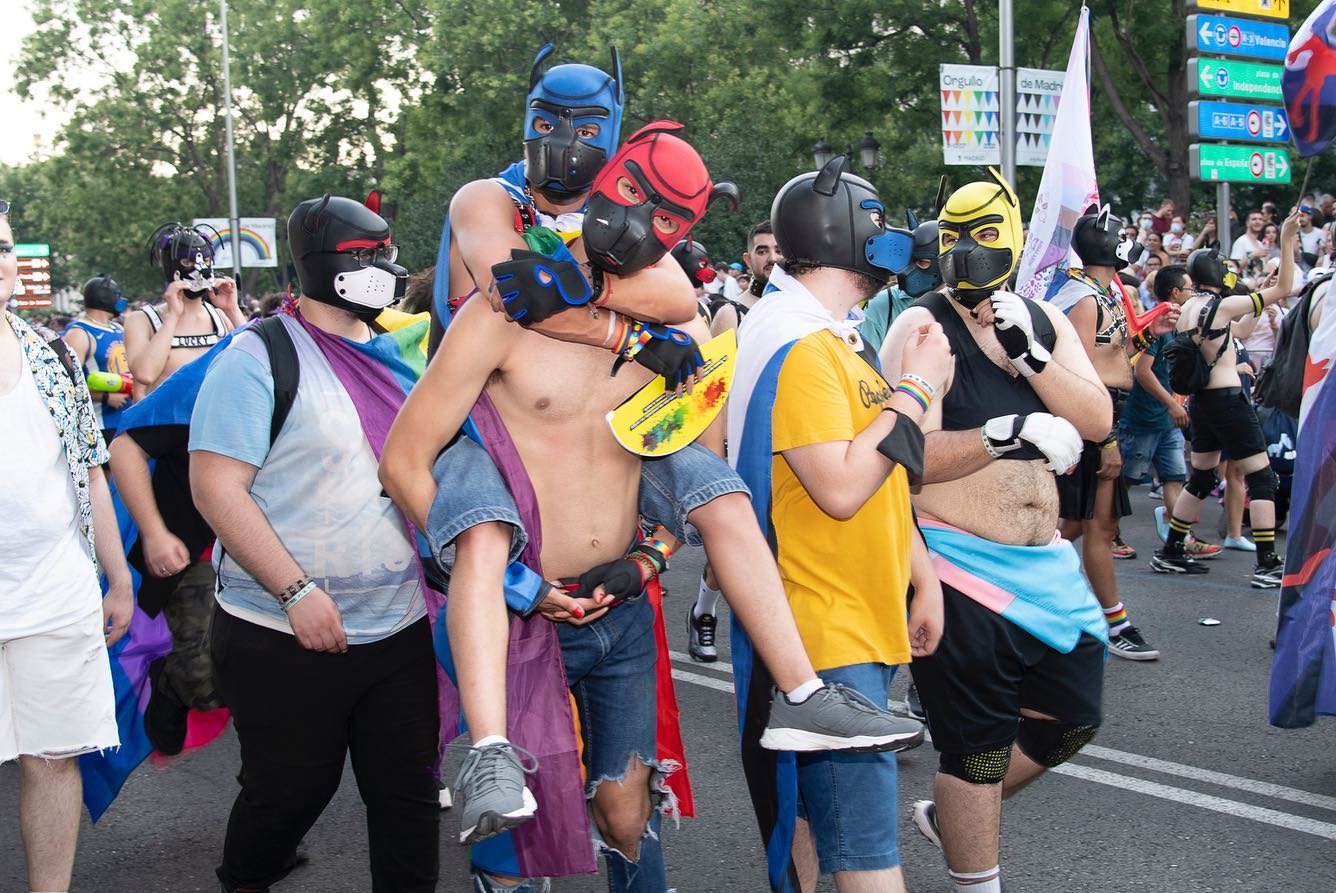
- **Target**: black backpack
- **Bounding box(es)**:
[1164,296,1228,396]
[1255,272,1328,417]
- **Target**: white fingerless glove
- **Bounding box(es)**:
[982,412,1083,473]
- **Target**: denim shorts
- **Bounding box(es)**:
[795,662,901,875]
[1118,424,1187,484]
[425,439,749,570]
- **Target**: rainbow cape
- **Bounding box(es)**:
[431,166,691,879]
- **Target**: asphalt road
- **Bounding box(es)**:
[2,486,1334,892]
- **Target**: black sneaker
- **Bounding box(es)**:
[688,612,718,662]
[1150,549,1209,575]
[1108,625,1160,661]
[904,684,926,722]
[1251,557,1284,589]
[145,656,189,756]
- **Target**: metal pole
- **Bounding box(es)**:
[999,0,1017,187]
[220,0,241,283]
[1217,183,1230,255]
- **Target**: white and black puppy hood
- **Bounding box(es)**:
[1072,203,1143,269]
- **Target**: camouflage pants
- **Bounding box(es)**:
[161,560,225,711]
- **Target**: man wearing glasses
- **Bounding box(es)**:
[189,195,440,893]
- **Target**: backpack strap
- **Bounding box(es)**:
[45,336,80,383]
[251,316,300,446]
[1195,296,1228,371]
[141,304,163,333]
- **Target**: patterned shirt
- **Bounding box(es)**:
[7,312,109,568]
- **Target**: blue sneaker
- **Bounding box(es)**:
[1154,506,1169,543]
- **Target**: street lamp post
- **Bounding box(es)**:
[220,0,241,283]
[812,139,834,170]
[858,132,881,171]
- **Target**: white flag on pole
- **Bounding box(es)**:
[1016,5,1099,302]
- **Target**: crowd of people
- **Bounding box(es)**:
[1,42,1325,893]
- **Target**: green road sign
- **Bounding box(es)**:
[1190,144,1291,183]
[1188,58,1283,101]
[1187,0,1289,20]
[14,243,50,257]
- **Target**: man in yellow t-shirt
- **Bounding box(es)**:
[728,155,952,893]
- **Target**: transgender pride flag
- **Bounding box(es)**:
[1016,5,1100,304]
[1270,289,1336,728]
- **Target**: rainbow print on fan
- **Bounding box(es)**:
[606,329,736,457]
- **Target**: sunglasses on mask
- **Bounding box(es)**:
[316,245,400,267]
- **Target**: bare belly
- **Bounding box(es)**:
[487,327,652,580]
[1093,340,1133,391]
[914,458,1058,545]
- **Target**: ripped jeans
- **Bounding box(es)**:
[559,594,667,893]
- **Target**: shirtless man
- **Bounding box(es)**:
[390,58,910,888]
[125,223,245,398]
[1151,212,1301,588]
[880,172,1112,893]
[1052,206,1181,661]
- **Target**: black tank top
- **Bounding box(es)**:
[920,291,1053,460]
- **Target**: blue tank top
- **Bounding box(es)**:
[65,318,131,430]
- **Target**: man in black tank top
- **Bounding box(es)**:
[879,171,1114,893]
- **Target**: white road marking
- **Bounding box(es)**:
[1053,764,1336,842]
[668,650,733,674]
[671,667,735,693]
[1080,744,1336,813]
[668,653,1336,836]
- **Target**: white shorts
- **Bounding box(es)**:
[0,606,120,763]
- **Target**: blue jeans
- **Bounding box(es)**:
[559,596,667,893]
[425,439,749,567]
[796,663,902,875]
[1119,424,1187,484]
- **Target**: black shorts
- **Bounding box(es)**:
[1056,440,1132,521]
[911,583,1105,754]
[1188,388,1266,459]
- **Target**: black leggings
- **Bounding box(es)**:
[210,606,440,892]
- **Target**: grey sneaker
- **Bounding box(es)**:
[454,742,539,845]
[912,799,942,849]
[759,682,924,752]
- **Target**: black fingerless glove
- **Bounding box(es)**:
[573,545,666,603]
[611,323,704,390]
[491,249,592,325]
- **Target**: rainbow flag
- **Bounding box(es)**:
[1015,6,1101,305]
[1269,292,1336,727]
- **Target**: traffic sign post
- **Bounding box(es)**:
[1186,0,1289,20]
[1186,14,1289,60]
[1188,58,1284,100]
[1189,100,1290,142]
[1190,143,1292,183]
[14,243,53,309]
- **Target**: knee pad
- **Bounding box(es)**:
[939,746,1011,785]
[1244,466,1279,504]
[1015,718,1098,768]
[1185,466,1218,500]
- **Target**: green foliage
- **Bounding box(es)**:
[12,0,1332,294]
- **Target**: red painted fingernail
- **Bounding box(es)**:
[573,606,585,618]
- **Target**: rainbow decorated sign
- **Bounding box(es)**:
[192,217,278,268]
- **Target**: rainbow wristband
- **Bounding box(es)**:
[894,380,932,413]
